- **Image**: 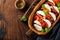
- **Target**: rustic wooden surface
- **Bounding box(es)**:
[0,0,34,40]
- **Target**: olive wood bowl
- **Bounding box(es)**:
[28,0,60,35]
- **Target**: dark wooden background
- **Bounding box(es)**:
[0,0,34,40]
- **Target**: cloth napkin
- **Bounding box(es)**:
[36,20,60,40]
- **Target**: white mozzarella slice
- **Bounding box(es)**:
[53,6,59,13]
[36,10,45,17]
[34,20,41,26]
[34,24,42,31]
[48,0,55,5]
[50,6,52,8]
[49,12,56,21]
[44,4,51,11]
[43,19,51,28]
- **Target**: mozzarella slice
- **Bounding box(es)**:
[43,19,51,28]
[36,10,45,17]
[44,4,51,11]
[34,20,41,26]
[53,6,59,13]
[48,0,55,5]
[34,24,42,31]
[49,12,56,21]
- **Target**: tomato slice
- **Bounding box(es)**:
[37,14,44,19]
[46,2,55,6]
[46,14,54,23]
[39,19,48,28]
[34,15,39,20]
[51,7,59,16]
[34,14,44,20]
[53,0,59,4]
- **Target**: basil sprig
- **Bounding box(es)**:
[22,16,27,22]
[45,28,50,32]
[57,2,60,7]
[42,4,48,15]
[43,9,48,15]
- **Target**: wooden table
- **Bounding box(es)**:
[0,0,34,40]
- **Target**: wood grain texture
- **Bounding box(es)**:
[0,0,34,40]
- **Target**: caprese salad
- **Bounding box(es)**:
[33,0,60,32]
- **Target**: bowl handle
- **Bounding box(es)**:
[26,29,33,36]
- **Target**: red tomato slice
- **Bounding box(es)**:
[46,14,54,23]
[53,0,59,4]
[34,14,44,20]
[37,14,44,19]
[39,19,48,28]
[34,15,40,20]
[51,7,59,16]
[46,2,55,6]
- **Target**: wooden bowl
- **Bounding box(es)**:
[28,0,60,35]
[15,0,26,9]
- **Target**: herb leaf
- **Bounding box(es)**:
[22,16,27,22]
[43,9,48,15]
[41,28,45,32]
[45,28,50,32]
[57,2,60,7]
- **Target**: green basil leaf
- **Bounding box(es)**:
[22,16,27,22]
[43,9,48,15]
[45,28,50,32]
[41,28,45,32]
[42,4,45,9]
[58,7,60,10]
[57,2,60,7]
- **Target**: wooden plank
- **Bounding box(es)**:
[0,0,34,40]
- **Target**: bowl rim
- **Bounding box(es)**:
[15,0,26,9]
